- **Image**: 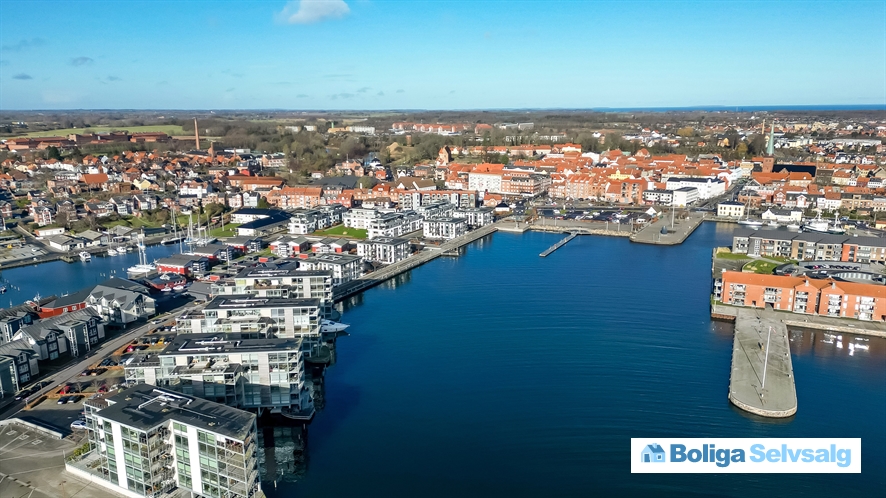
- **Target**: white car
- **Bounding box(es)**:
[70,420,88,430]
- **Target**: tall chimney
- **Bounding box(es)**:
[194,118,200,150]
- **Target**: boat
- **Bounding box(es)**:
[786,223,801,230]
[737,219,763,227]
[802,212,831,233]
[172,285,185,291]
[126,238,156,276]
[107,248,118,256]
[161,236,184,245]
[767,221,779,227]
[320,319,350,333]
[161,287,172,292]
[854,343,869,351]
[79,251,91,262]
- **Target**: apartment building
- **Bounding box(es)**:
[357,237,410,264]
[213,265,333,317]
[422,218,467,240]
[367,211,423,239]
[0,339,40,393]
[297,253,363,286]
[69,385,260,498]
[176,296,321,347]
[732,230,886,263]
[452,207,494,228]
[719,271,886,321]
[125,334,313,416]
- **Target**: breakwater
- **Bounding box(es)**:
[728,308,798,418]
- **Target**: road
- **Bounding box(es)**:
[0,301,195,422]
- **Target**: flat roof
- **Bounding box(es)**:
[204,295,320,310]
[96,384,255,440]
[160,333,303,356]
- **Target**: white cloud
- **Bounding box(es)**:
[276,0,350,25]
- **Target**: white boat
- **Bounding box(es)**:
[737,219,763,227]
[107,248,118,256]
[126,239,156,276]
[161,287,172,292]
[786,223,801,230]
[161,236,184,245]
[172,285,185,291]
[854,343,869,351]
[802,213,831,233]
[767,221,779,227]
[320,319,350,333]
[79,251,91,262]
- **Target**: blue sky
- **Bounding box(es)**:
[1,0,884,110]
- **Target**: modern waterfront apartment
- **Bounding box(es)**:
[297,253,364,286]
[367,210,423,239]
[731,229,886,263]
[68,385,260,498]
[452,207,494,228]
[356,236,410,264]
[175,296,321,350]
[0,339,40,394]
[717,271,886,321]
[212,264,334,317]
[124,334,313,417]
[422,217,467,240]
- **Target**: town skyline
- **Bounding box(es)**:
[2,0,885,110]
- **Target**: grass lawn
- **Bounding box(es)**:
[715,251,752,260]
[23,124,185,138]
[209,223,240,238]
[767,256,799,264]
[100,217,161,230]
[743,260,779,275]
[313,225,368,239]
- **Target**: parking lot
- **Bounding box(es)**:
[0,243,47,263]
[0,423,119,498]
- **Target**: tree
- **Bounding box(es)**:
[257,197,270,209]
[677,127,695,138]
[45,146,61,160]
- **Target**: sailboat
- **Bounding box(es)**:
[161,205,185,245]
[126,232,156,277]
[736,198,762,227]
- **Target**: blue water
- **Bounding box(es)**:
[266,222,886,497]
[0,244,181,304]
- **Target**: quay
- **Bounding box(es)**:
[333,222,499,302]
[630,211,706,245]
[540,232,577,257]
[726,307,798,418]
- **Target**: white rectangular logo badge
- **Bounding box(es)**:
[631,438,861,473]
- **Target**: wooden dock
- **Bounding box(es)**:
[539,232,577,257]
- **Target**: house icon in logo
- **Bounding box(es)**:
[641,443,666,463]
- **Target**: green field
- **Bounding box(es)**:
[715,251,752,260]
[743,260,778,275]
[209,223,241,238]
[23,124,185,138]
[313,225,368,239]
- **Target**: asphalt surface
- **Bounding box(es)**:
[0,300,196,424]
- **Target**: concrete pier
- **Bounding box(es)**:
[728,308,798,418]
[630,211,706,245]
[539,233,577,257]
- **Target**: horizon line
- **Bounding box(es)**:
[2,104,885,114]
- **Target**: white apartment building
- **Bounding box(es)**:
[357,237,410,265]
[298,253,364,286]
[69,385,260,498]
[367,211,423,238]
[664,177,726,200]
[452,207,493,228]
[422,218,467,240]
[125,335,313,417]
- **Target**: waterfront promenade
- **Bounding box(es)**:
[333,222,500,302]
[728,307,798,418]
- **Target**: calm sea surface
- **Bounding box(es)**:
[5,225,884,497]
[270,222,886,497]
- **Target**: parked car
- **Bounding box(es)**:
[70,420,88,430]
[57,396,70,405]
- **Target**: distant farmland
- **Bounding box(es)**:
[23,124,185,137]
